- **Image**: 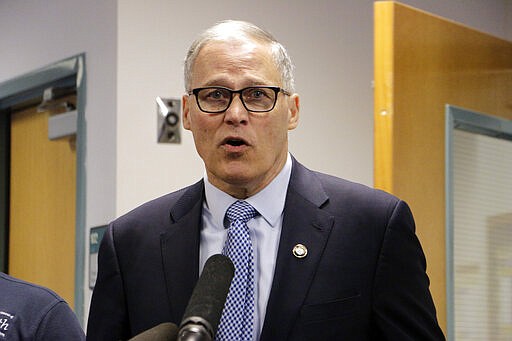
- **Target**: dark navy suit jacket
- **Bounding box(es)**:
[87,158,445,340]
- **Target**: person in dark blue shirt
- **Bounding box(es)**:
[0,272,85,340]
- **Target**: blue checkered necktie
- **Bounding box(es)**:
[215,200,258,341]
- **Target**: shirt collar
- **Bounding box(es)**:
[204,153,292,229]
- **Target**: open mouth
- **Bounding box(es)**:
[222,136,248,146]
[226,139,246,146]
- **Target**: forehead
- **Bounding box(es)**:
[191,39,281,87]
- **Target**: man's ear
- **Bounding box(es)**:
[287,93,300,130]
[182,94,191,130]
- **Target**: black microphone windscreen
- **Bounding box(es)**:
[181,254,234,336]
[128,322,178,341]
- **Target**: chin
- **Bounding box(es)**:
[222,170,253,185]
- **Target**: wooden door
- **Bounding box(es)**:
[374,1,512,333]
[9,98,76,306]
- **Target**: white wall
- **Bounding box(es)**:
[1,0,511,326]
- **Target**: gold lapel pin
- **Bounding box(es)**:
[292,244,308,259]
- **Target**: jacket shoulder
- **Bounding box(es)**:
[290,158,400,211]
[114,180,204,225]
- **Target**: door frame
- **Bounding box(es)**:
[0,54,86,321]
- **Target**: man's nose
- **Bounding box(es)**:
[223,94,249,125]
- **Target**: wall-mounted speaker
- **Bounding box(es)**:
[156,97,181,144]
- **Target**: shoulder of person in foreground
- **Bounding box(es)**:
[0,272,85,341]
[114,179,204,228]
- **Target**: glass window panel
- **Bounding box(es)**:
[453,129,512,340]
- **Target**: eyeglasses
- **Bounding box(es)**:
[188,86,290,114]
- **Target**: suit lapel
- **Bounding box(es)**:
[260,159,334,340]
[160,180,204,322]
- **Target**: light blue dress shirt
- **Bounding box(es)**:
[200,153,292,341]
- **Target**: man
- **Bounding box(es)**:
[0,272,85,340]
[87,20,445,340]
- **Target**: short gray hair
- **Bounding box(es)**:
[184,20,295,92]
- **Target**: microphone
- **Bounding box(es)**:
[178,254,234,341]
[128,322,178,341]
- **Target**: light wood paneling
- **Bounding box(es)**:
[9,101,76,306]
[374,1,512,333]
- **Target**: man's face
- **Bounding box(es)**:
[183,39,299,198]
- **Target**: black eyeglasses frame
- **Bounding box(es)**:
[188,86,291,114]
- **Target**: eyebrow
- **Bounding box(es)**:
[200,78,273,88]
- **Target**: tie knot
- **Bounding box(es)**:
[226,200,257,224]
